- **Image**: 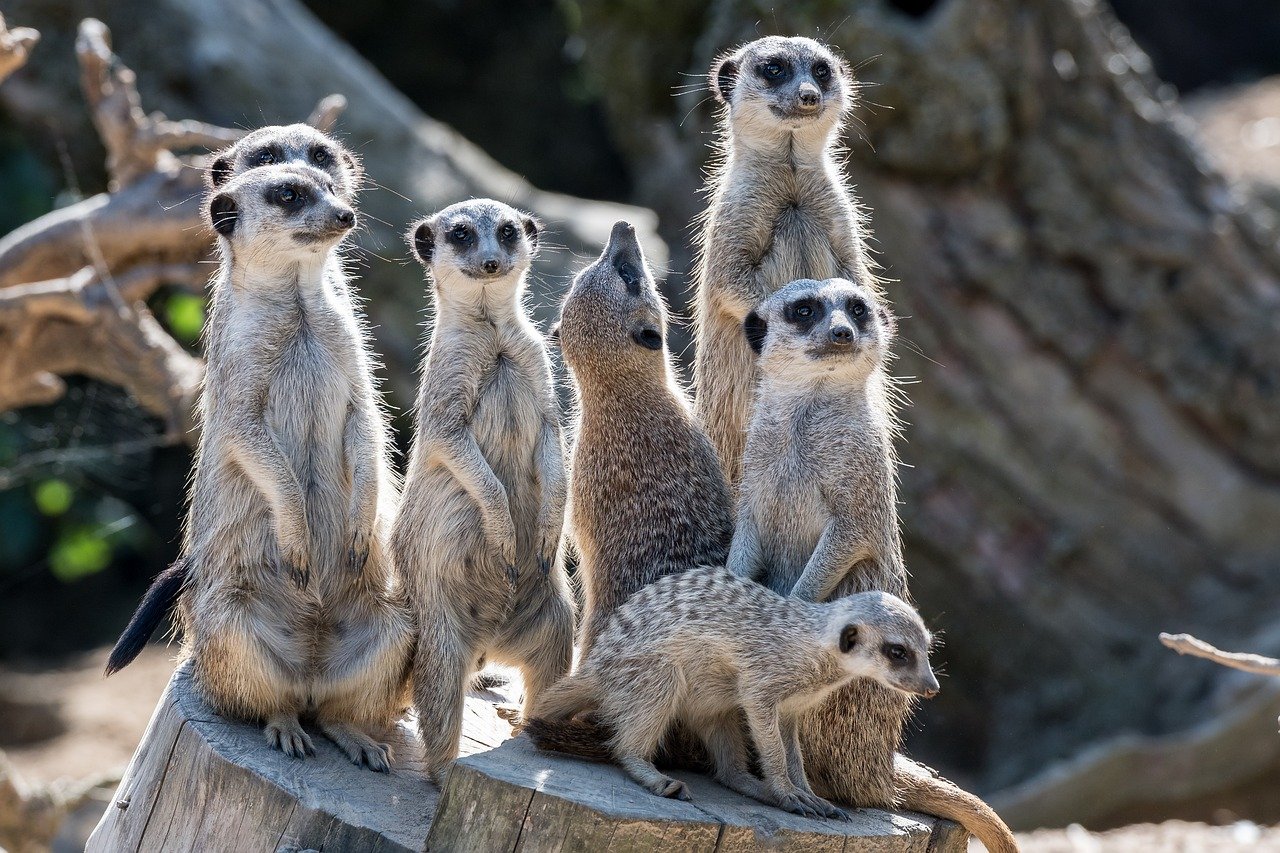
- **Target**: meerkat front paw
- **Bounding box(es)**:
[347,527,371,574]
[278,533,311,589]
[648,775,692,801]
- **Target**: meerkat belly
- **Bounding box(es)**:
[754,453,829,595]
[758,202,844,290]
[471,350,543,538]
[266,327,352,566]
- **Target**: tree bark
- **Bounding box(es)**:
[575,0,1280,819]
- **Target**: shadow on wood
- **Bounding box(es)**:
[89,665,966,852]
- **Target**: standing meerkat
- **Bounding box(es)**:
[555,221,733,659]
[693,35,872,489]
[394,199,574,784]
[730,278,1018,853]
[108,162,412,771]
[527,567,939,820]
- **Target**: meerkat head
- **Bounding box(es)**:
[830,591,939,699]
[710,36,851,139]
[206,164,356,260]
[744,278,894,385]
[208,123,362,201]
[407,199,540,303]
[554,220,670,378]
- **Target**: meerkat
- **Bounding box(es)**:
[108,162,412,771]
[693,35,873,489]
[729,278,1018,853]
[554,221,734,660]
[527,566,938,820]
[394,199,574,785]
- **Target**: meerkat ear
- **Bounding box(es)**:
[209,194,237,236]
[840,625,858,653]
[712,56,739,103]
[409,220,434,266]
[522,215,541,249]
[744,310,768,355]
[209,156,233,188]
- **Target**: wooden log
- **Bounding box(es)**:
[90,664,966,852]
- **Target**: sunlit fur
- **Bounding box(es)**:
[557,221,733,660]
[692,35,879,490]
[180,161,411,772]
[728,279,1019,852]
[529,567,937,819]
[393,199,574,785]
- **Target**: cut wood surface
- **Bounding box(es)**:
[88,664,966,852]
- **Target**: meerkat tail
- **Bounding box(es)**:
[523,716,614,762]
[894,757,1019,853]
[105,557,190,676]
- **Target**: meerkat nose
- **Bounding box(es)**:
[482,258,500,274]
[829,324,853,345]
[608,220,637,246]
[334,208,355,228]
[798,85,821,107]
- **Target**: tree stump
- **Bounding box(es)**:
[88,665,967,852]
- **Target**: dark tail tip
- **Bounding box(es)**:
[105,558,189,676]
[523,716,614,763]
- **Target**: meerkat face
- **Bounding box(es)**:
[554,220,668,371]
[407,200,540,299]
[833,592,939,699]
[744,278,894,383]
[206,164,356,258]
[710,36,851,135]
[208,124,362,201]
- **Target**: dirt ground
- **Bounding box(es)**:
[4,646,1279,852]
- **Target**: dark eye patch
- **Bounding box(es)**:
[254,146,281,166]
[498,222,519,243]
[266,184,307,210]
[311,146,332,167]
[616,261,641,296]
[882,643,912,666]
[757,58,790,84]
[447,223,474,246]
[784,297,823,332]
[812,61,832,86]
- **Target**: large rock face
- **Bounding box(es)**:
[571,0,1280,815]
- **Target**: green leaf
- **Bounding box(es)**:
[33,479,74,516]
[50,526,112,582]
[165,293,206,343]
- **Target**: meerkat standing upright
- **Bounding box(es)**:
[394,199,574,785]
[693,36,871,488]
[109,160,412,771]
[555,221,733,659]
[730,278,1018,853]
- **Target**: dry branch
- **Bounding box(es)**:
[1,748,119,853]
[0,17,345,447]
[0,13,38,84]
[1160,632,1280,676]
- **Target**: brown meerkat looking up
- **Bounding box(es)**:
[730,278,1018,853]
[554,221,733,660]
[527,567,939,820]
[108,162,412,772]
[693,35,874,490]
[394,199,575,785]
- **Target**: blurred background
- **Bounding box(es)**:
[4,0,1280,849]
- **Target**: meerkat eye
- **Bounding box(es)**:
[762,61,783,79]
[311,147,331,166]
[813,61,831,81]
[795,302,813,318]
[499,223,518,241]
[274,186,299,205]
[850,300,867,318]
[255,149,275,166]
[451,224,469,241]
[884,643,910,663]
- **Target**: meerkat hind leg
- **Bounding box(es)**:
[264,712,314,759]
[701,717,772,803]
[318,719,393,772]
[608,666,688,800]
